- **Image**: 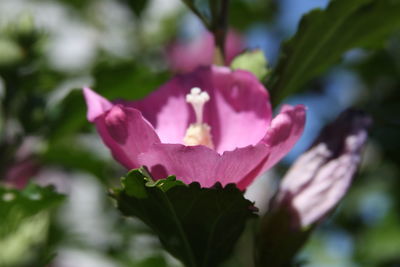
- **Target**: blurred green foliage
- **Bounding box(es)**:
[0,184,64,267]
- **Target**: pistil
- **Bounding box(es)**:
[183,87,214,148]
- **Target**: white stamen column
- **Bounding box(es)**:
[183,88,214,148]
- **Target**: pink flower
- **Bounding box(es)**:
[84,66,306,189]
[166,30,244,73]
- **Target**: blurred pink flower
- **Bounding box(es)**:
[166,30,244,73]
[273,109,371,227]
[84,66,305,189]
[5,158,40,189]
[4,137,42,189]
[256,110,370,266]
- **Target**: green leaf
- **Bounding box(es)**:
[0,184,65,266]
[269,0,400,104]
[231,49,270,80]
[111,168,257,267]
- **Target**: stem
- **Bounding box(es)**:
[181,0,231,64]
[212,0,230,64]
[209,0,219,22]
[181,0,210,29]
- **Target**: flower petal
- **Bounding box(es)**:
[83,87,113,122]
[210,67,272,153]
[216,144,270,189]
[275,109,371,227]
[234,104,306,189]
[95,105,161,169]
[138,143,270,189]
[260,104,306,170]
[212,102,306,189]
[127,77,195,144]
[138,144,220,186]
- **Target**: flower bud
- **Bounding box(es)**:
[256,109,371,266]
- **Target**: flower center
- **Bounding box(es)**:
[183,87,214,149]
